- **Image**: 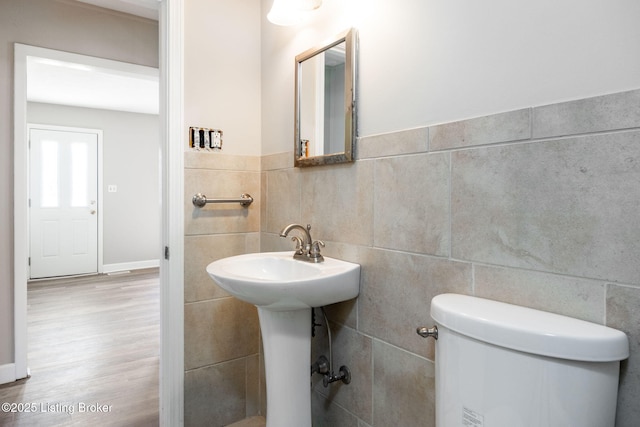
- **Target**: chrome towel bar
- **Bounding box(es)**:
[192,192,253,208]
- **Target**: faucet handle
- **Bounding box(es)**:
[310,240,325,260]
[291,236,304,255]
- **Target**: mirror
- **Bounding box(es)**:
[295,28,357,167]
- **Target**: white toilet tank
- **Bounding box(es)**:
[430,294,629,427]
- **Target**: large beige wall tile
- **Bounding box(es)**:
[245,232,260,253]
[261,151,291,171]
[184,233,250,303]
[185,298,259,370]
[184,359,247,427]
[311,392,360,427]
[374,153,450,256]
[373,340,435,427]
[312,323,373,424]
[430,108,530,150]
[606,284,640,427]
[358,248,472,358]
[258,352,266,416]
[185,151,260,171]
[300,161,374,246]
[322,298,357,330]
[533,89,640,138]
[357,127,428,159]
[452,131,640,284]
[245,354,261,418]
[260,171,267,231]
[259,231,295,253]
[264,169,301,233]
[185,169,260,235]
[474,265,606,323]
[320,241,368,329]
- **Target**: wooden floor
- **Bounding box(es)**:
[0,269,159,426]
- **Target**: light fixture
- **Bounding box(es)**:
[267,0,322,26]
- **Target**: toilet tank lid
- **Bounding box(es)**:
[431,294,629,362]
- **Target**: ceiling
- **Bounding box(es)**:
[26,0,160,115]
[75,0,160,21]
[27,56,159,115]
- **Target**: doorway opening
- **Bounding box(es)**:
[12,45,162,423]
[12,2,185,424]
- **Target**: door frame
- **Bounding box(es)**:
[14,44,144,378]
[27,123,104,279]
[14,1,185,421]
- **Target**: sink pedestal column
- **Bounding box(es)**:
[257,307,312,427]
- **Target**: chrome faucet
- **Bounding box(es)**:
[280,223,324,263]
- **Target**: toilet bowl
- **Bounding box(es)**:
[430,294,629,427]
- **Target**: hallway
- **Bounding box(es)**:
[0,269,159,426]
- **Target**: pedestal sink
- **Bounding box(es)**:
[206,251,360,427]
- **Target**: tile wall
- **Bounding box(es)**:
[260,89,640,426]
[183,152,262,426]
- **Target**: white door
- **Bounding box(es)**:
[29,127,99,279]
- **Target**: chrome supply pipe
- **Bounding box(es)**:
[319,307,351,387]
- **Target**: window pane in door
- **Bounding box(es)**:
[40,140,59,208]
[70,142,88,207]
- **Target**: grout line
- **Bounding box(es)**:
[448,150,453,261]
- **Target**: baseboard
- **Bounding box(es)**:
[102,259,160,274]
[0,363,17,385]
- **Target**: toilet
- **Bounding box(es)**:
[429,294,629,427]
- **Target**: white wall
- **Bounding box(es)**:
[261,0,640,154]
[185,0,261,156]
[28,102,160,268]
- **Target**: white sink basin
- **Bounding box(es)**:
[206,250,361,427]
[206,251,360,311]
